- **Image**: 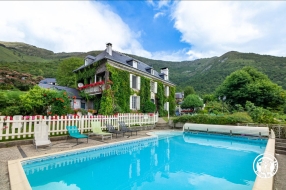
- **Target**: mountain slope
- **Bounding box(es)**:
[1,41,286,94]
[131,51,286,93]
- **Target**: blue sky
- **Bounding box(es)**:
[103,1,189,52]
[1,1,286,61]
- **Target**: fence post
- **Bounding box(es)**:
[128,113,130,127]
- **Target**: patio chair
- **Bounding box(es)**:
[89,121,112,141]
[66,126,88,145]
[33,123,52,150]
[118,121,139,136]
[105,123,125,138]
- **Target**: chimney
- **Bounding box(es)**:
[160,67,169,80]
[106,43,112,56]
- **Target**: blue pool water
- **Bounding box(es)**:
[22,132,267,190]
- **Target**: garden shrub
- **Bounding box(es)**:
[173,113,253,125]
[2,106,22,116]
[245,101,278,124]
[142,100,156,113]
[229,112,253,123]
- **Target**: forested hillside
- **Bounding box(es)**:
[1,41,286,94]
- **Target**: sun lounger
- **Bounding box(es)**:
[66,126,88,144]
[118,121,139,136]
[106,123,125,138]
[89,121,112,140]
[33,123,52,150]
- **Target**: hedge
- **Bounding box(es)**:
[173,113,253,125]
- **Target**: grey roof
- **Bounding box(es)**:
[175,93,183,99]
[74,50,175,85]
[38,83,81,99]
[39,78,56,84]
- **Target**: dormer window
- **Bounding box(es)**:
[133,60,137,68]
[85,57,93,66]
[127,59,138,68]
[159,73,167,80]
[146,67,154,75]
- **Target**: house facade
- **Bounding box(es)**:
[73,43,176,116]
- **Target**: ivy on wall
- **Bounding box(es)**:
[139,76,151,113]
[98,88,114,115]
[93,94,101,111]
[155,82,176,116]
[98,64,131,114]
[168,86,176,116]
[75,61,100,85]
[157,82,167,116]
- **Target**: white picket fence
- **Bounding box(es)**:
[0,113,158,141]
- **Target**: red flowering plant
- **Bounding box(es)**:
[1,117,8,131]
[78,81,105,90]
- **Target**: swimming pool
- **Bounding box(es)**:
[21,131,267,190]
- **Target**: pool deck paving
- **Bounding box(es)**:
[0,129,285,190]
[274,153,286,190]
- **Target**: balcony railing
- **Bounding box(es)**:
[78,81,105,95]
[84,84,105,94]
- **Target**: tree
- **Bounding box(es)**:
[56,57,83,88]
[20,86,71,115]
[181,94,204,110]
[184,86,196,97]
[215,66,286,110]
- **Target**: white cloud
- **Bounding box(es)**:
[146,0,155,7]
[0,1,151,57]
[172,1,286,59]
[152,49,189,62]
[158,0,171,9]
[154,12,165,19]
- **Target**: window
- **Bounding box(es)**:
[132,75,137,88]
[130,95,140,110]
[164,102,169,111]
[165,86,169,97]
[130,74,140,90]
[150,81,157,93]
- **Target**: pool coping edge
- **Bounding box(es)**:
[252,137,275,190]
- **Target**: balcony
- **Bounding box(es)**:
[78,81,105,95]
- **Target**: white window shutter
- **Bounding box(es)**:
[166,86,169,96]
[94,74,97,83]
[154,82,157,93]
[130,74,133,88]
[137,96,140,110]
[164,102,169,110]
[137,76,141,90]
[130,96,133,109]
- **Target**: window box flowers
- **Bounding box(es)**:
[78,81,105,90]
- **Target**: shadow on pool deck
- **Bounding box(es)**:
[1,129,285,190]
